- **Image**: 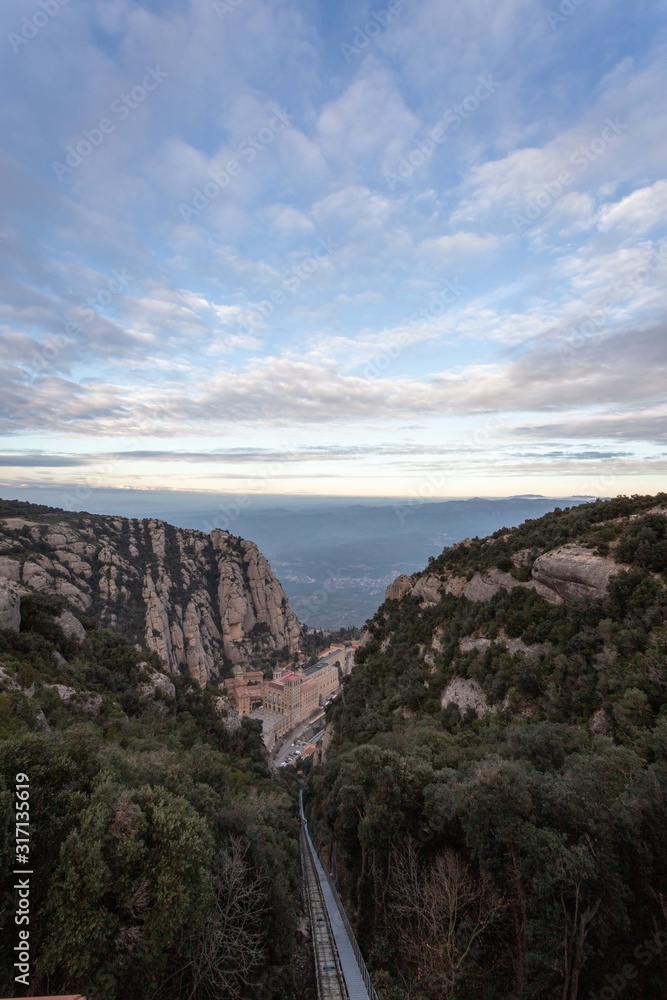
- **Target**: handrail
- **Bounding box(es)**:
[319,867,379,1000]
[300,791,379,1000]
[300,826,348,999]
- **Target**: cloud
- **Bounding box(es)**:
[598,180,667,234]
[511,450,631,460]
[316,68,419,178]
[417,232,502,263]
[0,453,90,467]
[264,204,314,233]
[450,47,667,234]
[1,0,666,495]
[1,316,665,438]
[514,409,667,444]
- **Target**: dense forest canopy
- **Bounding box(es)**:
[2,493,667,1000]
[0,591,309,1000]
[307,495,667,1000]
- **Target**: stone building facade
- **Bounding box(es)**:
[223,649,341,743]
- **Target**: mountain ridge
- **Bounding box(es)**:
[307,493,667,999]
[0,496,301,684]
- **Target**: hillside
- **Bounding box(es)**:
[0,497,301,685]
[0,589,312,999]
[307,494,667,1000]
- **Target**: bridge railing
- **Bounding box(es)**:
[318,864,379,1000]
[300,791,379,1000]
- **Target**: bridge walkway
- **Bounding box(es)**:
[300,792,378,1000]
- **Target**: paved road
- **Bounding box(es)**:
[270,712,325,769]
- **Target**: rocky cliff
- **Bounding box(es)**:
[313,495,667,1000]
[385,540,627,607]
[364,495,667,730]
[0,499,301,685]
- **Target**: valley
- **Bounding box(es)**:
[1,493,666,1000]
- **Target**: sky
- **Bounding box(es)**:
[1,0,666,502]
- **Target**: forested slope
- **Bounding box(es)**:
[0,591,310,1000]
[308,495,667,1000]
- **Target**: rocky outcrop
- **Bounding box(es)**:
[0,579,21,632]
[459,632,545,658]
[531,545,622,602]
[441,677,492,716]
[45,684,104,716]
[136,664,176,700]
[0,505,301,685]
[56,609,86,642]
[411,575,443,605]
[589,707,613,735]
[213,531,301,665]
[387,543,623,610]
[386,572,467,604]
[385,575,413,601]
[0,556,20,582]
[462,569,521,602]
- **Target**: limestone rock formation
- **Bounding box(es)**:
[387,542,623,610]
[136,663,176,700]
[531,545,622,602]
[441,677,492,716]
[0,579,21,632]
[589,707,613,735]
[459,632,545,658]
[212,531,301,665]
[411,574,443,605]
[385,575,413,601]
[462,569,521,602]
[0,503,301,685]
[56,609,86,642]
[46,684,104,716]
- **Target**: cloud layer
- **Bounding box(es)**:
[0,0,666,496]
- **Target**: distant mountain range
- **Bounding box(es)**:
[1,489,594,628]
[204,496,596,627]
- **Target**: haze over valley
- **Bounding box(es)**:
[1,487,593,626]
